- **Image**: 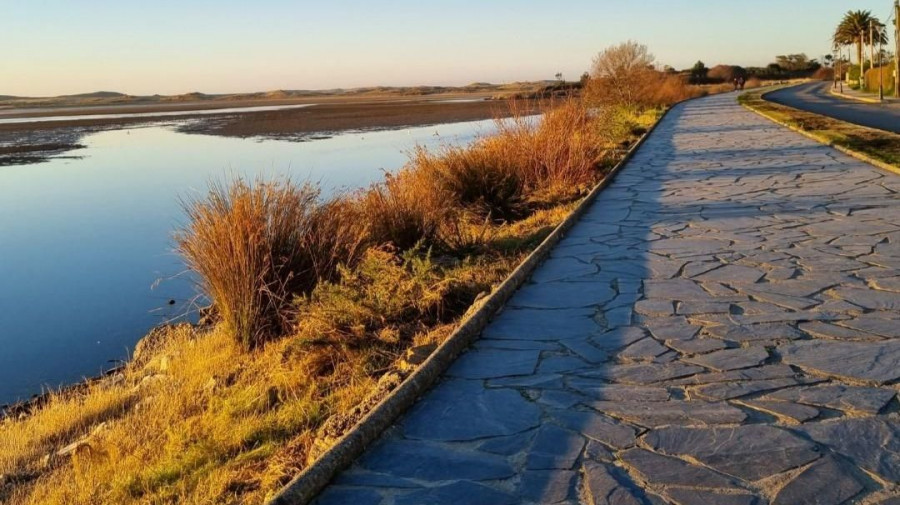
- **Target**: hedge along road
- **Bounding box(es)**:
[309,92,900,505]
[766,81,900,134]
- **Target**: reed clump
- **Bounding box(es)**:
[176,180,367,349]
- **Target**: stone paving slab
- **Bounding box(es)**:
[312,93,900,504]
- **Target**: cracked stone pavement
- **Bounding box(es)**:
[312,93,900,505]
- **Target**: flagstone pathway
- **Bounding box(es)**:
[312,92,900,505]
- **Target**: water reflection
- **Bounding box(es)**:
[0,104,316,125]
[0,118,491,404]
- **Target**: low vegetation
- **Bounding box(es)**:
[863,63,897,96]
[2,41,734,504]
[739,87,900,168]
[584,41,762,110]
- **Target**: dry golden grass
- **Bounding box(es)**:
[1,97,659,505]
[0,227,536,505]
[176,180,367,349]
[586,69,743,111]
[359,168,451,251]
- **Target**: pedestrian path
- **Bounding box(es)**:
[830,84,900,104]
[313,92,900,505]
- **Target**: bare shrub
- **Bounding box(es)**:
[587,41,656,107]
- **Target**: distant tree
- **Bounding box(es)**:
[775,54,811,71]
[555,72,564,82]
[662,65,677,74]
[591,41,655,79]
[707,64,746,82]
[834,10,887,70]
[580,72,590,86]
[690,61,708,82]
[824,54,834,67]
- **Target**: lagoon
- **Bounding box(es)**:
[0,118,492,404]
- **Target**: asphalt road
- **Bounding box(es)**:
[765,81,900,134]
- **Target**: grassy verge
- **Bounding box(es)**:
[1,98,661,504]
[739,87,900,169]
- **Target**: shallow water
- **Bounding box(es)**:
[0,104,316,125]
[0,118,492,404]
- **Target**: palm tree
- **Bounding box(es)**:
[834,10,888,78]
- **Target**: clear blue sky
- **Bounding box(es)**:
[2,0,892,96]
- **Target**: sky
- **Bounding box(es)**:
[1,0,894,97]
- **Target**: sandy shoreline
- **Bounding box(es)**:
[0,95,536,166]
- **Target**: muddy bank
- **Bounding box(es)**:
[0,98,540,166]
[175,99,532,140]
[0,127,93,166]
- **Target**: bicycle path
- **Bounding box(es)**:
[313,92,900,505]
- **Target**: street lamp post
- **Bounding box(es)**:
[834,48,839,90]
[880,35,885,101]
[840,47,845,93]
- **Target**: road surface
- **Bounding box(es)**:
[766,81,900,134]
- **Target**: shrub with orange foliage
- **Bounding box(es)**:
[586,41,736,108]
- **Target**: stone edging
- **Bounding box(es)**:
[265,105,674,505]
[743,89,900,178]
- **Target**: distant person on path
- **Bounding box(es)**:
[733,77,739,91]
[738,76,746,90]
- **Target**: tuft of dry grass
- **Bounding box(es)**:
[409,143,525,221]
[490,99,620,204]
[176,179,367,349]
[359,168,451,251]
[363,97,626,250]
